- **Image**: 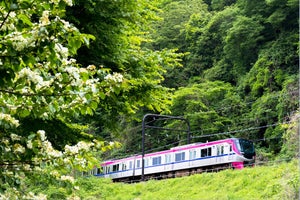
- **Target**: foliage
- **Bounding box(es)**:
[18,118,94,150]
[169,80,242,138]
[0,0,185,198]
[137,0,299,160]
[147,0,209,88]
[65,0,183,133]
[0,0,124,198]
[186,6,240,83]
[279,111,299,160]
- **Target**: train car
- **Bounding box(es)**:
[94,138,255,182]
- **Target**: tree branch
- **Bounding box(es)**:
[0,10,11,30]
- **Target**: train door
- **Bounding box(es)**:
[189,149,196,166]
[164,154,173,171]
[228,144,233,160]
[216,145,224,163]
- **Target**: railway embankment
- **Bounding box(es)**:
[36,160,299,199]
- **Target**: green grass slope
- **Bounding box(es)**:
[78,160,299,199]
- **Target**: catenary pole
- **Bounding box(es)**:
[141,114,190,181]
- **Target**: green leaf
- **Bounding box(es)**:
[86,107,93,115]
[90,101,98,111]
[19,109,30,118]
[68,36,82,55]
[99,91,106,100]
[18,14,32,26]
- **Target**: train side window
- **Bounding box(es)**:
[137,160,140,168]
[152,156,161,166]
[189,150,196,160]
[207,147,212,156]
[230,145,232,152]
[165,154,171,163]
[122,163,126,171]
[112,164,118,172]
[175,152,185,162]
[220,146,224,154]
[201,148,207,157]
[145,158,149,167]
[217,146,223,156]
[129,161,133,169]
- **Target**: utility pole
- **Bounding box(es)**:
[141,114,190,181]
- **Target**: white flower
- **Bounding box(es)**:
[77,141,91,151]
[62,58,76,66]
[9,12,16,18]
[60,175,74,183]
[55,43,69,58]
[5,147,11,152]
[42,112,49,118]
[79,68,88,74]
[18,68,44,87]
[11,34,28,51]
[104,72,123,83]
[27,140,33,149]
[109,141,115,146]
[35,193,47,200]
[42,140,53,152]
[36,80,54,91]
[50,0,60,5]
[48,149,63,158]
[40,11,50,25]
[2,139,9,145]
[0,114,20,127]
[63,157,70,164]
[67,195,80,200]
[10,133,21,141]
[50,170,60,178]
[13,144,25,154]
[75,157,86,167]
[65,145,79,154]
[37,130,46,141]
[24,164,31,171]
[34,166,42,171]
[87,65,96,71]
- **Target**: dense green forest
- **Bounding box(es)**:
[0,0,298,198]
[102,0,299,161]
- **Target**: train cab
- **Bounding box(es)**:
[232,138,255,168]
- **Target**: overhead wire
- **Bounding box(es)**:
[105,121,295,161]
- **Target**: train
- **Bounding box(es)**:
[93,138,255,182]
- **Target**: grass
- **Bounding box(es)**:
[31,160,298,199]
[74,160,299,200]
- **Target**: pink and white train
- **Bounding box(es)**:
[94,138,255,182]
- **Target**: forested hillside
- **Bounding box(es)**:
[0,0,298,198]
[108,0,299,162]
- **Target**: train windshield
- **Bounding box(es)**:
[238,139,255,159]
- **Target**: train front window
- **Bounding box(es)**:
[238,139,255,158]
